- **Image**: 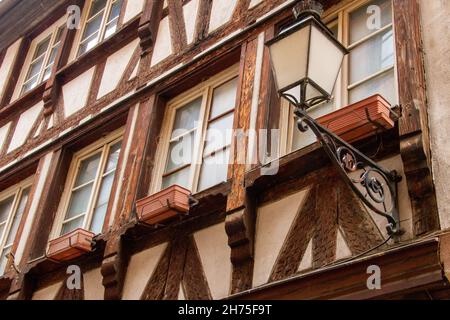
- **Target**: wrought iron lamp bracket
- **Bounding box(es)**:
[282,92,402,237]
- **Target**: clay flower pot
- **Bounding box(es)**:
[47,228,95,262]
[136,185,191,225]
[317,94,395,143]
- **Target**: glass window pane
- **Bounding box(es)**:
[65,183,93,220]
[74,152,102,187]
[203,113,234,155]
[172,98,202,137]
[350,0,393,44]
[5,188,30,246]
[78,32,99,56]
[55,26,65,43]
[104,20,119,39]
[46,47,59,69]
[89,0,108,18]
[90,172,114,234]
[210,78,238,119]
[0,196,14,223]
[0,225,5,243]
[82,13,103,42]
[105,142,122,173]
[26,57,45,81]
[349,28,394,84]
[198,148,230,192]
[107,0,122,23]
[61,216,84,236]
[165,132,195,173]
[33,37,51,59]
[22,77,39,94]
[349,70,396,104]
[162,166,191,190]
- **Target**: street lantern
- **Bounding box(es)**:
[266,0,402,238]
[266,1,348,109]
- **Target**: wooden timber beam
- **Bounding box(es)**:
[393,0,440,236]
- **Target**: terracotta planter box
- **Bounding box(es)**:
[47,229,95,262]
[317,94,395,143]
[136,185,191,225]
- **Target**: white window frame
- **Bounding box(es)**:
[279,0,398,155]
[12,16,66,101]
[51,128,124,239]
[0,177,34,275]
[150,65,239,195]
[74,0,124,58]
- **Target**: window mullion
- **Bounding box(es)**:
[37,31,57,85]
[99,0,113,43]
[191,88,211,193]
[84,144,109,231]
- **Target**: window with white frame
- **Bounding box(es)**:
[152,67,239,194]
[77,0,123,57]
[0,179,33,275]
[20,25,65,95]
[282,0,397,154]
[55,130,123,237]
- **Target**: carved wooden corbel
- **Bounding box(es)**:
[101,234,128,300]
[138,0,164,56]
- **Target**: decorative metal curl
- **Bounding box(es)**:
[283,92,402,236]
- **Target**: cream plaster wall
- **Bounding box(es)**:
[122,243,168,300]
[7,101,43,153]
[0,39,22,102]
[151,16,173,66]
[123,0,145,23]
[32,282,61,300]
[253,188,309,287]
[183,0,200,44]
[97,38,139,99]
[83,268,104,300]
[0,122,11,151]
[62,67,95,117]
[420,0,450,229]
[208,0,238,33]
[193,222,232,300]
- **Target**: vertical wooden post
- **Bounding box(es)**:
[393,0,439,236]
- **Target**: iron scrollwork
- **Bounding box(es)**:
[282,92,402,236]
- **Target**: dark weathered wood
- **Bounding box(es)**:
[138,0,164,55]
[225,190,256,293]
[182,236,212,300]
[194,0,213,42]
[393,0,439,236]
[163,236,188,300]
[270,188,316,281]
[313,180,338,268]
[55,277,84,300]
[101,235,128,300]
[167,0,188,52]
[227,38,257,212]
[86,60,107,105]
[141,243,171,300]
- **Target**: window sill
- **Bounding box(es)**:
[0,81,46,120]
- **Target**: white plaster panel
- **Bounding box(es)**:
[0,122,11,151]
[183,0,200,44]
[62,67,95,117]
[151,16,173,66]
[97,38,139,99]
[123,0,145,23]
[253,188,309,287]
[84,268,104,300]
[208,0,238,32]
[336,228,352,260]
[32,282,61,300]
[250,0,264,8]
[0,39,22,101]
[420,0,450,229]
[7,101,43,153]
[122,243,168,300]
[194,222,232,300]
[298,238,313,272]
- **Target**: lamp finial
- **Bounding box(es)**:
[293,0,324,20]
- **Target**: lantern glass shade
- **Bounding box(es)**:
[267,16,348,107]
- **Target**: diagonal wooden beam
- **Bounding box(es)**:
[167,0,188,52]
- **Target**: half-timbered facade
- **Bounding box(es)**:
[0,0,449,300]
